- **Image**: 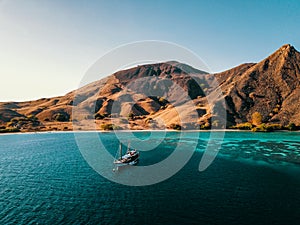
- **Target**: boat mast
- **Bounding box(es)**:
[127,142,130,153]
[120,142,122,159]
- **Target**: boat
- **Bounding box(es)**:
[113,142,139,168]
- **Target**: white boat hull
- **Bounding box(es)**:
[114,158,139,167]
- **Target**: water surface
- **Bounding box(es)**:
[0,131,299,224]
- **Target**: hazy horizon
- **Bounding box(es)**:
[1,0,300,102]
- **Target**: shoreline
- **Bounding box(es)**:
[0,128,299,136]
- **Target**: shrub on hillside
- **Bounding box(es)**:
[200,122,210,130]
[251,123,282,132]
[0,128,20,133]
[53,113,70,122]
[169,123,181,130]
[211,120,220,129]
[266,124,283,131]
[100,124,121,131]
[251,123,281,132]
[251,123,267,132]
[251,112,262,126]
[158,97,167,105]
[231,122,253,130]
[128,113,135,120]
[286,123,297,131]
[28,115,38,121]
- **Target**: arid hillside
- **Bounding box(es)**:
[215,44,300,126]
[1,44,300,132]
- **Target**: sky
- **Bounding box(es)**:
[0,0,299,101]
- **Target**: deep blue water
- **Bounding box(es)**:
[0,131,300,225]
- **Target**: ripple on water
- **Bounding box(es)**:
[0,132,300,224]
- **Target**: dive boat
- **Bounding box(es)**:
[113,142,139,167]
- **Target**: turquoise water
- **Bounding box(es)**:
[0,131,300,224]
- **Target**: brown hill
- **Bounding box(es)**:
[215,44,300,126]
[1,44,300,132]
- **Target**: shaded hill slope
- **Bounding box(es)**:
[1,44,300,131]
[215,44,300,125]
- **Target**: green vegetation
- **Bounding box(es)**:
[100,124,121,131]
[169,123,181,130]
[0,127,20,133]
[53,113,70,122]
[199,122,210,130]
[251,123,283,132]
[211,120,220,128]
[251,112,262,126]
[7,116,41,129]
[158,97,167,105]
[28,115,38,121]
[286,123,297,131]
[231,121,299,132]
[251,123,269,132]
[128,113,135,120]
[230,112,297,132]
[266,124,283,131]
[100,124,113,130]
[231,122,253,130]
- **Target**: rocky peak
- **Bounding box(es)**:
[215,44,300,125]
